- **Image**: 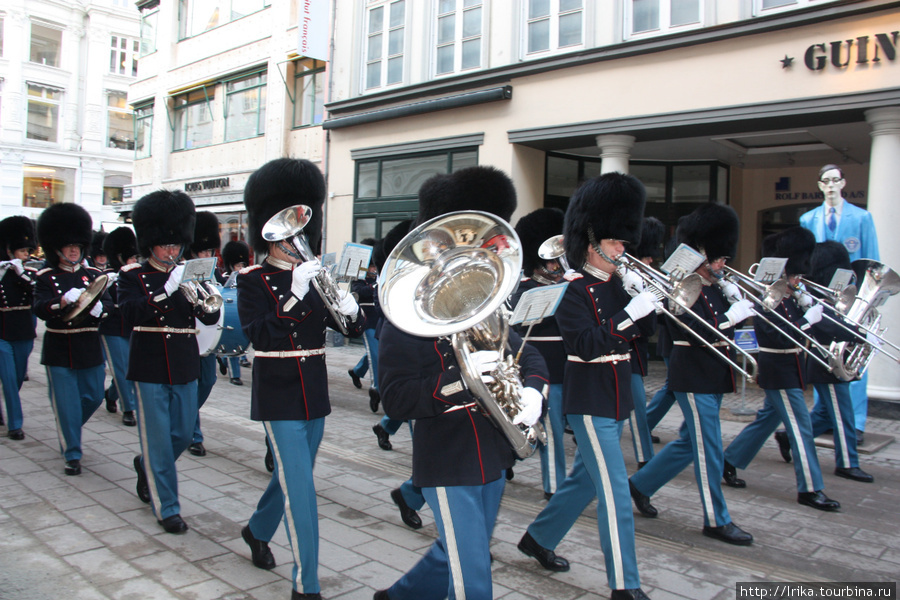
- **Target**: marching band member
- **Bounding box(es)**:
[238,158,365,600]
[98,227,140,426]
[119,190,221,534]
[221,240,251,385]
[629,203,755,546]
[517,173,653,600]
[33,204,110,475]
[88,231,110,271]
[722,227,841,511]
[348,237,382,412]
[375,166,548,600]
[0,216,38,440]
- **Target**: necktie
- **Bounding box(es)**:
[827,207,837,239]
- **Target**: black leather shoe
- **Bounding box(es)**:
[629,480,657,518]
[230,377,243,386]
[611,589,651,600]
[650,434,660,444]
[158,514,189,534]
[105,387,117,413]
[218,357,227,375]
[373,590,391,600]
[188,442,206,457]
[723,460,746,488]
[856,429,865,446]
[7,429,25,440]
[241,525,276,569]
[517,531,570,572]
[774,430,792,463]
[543,491,553,501]
[122,411,136,427]
[506,466,515,481]
[637,461,648,470]
[134,455,151,503]
[65,459,81,476]
[391,488,422,529]
[264,437,275,473]
[290,592,322,600]
[835,466,874,483]
[369,388,381,413]
[702,522,753,546]
[348,369,362,389]
[373,424,392,451]
[798,491,841,512]
[240,358,251,368]
[0,412,4,425]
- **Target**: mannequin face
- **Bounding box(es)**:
[586,239,624,274]
[818,168,845,208]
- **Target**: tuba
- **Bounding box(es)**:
[379,211,546,459]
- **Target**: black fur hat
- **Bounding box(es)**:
[131,190,196,258]
[809,241,851,287]
[374,219,413,272]
[633,216,665,261]
[244,158,326,255]
[103,227,138,271]
[677,203,739,261]
[0,216,37,259]
[762,226,816,275]
[37,203,93,267]
[563,172,646,269]
[416,166,517,225]
[222,240,250,271]
[515,208,565,277]
[90,231,108,259]
[192,211,221,255]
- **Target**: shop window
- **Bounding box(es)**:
[104,186,124,205]
[140,7,158,55]
[292,59,325,128]
[627,0,701,38]
[224,71,266,142]
[525,0,583,55]
[365,0,405,90]
[26,84,62,142]
[110,36,139,77]
[178,0,268,40]
[107,91,134,149]
[134,102,153,158]
[23,165,76,208]
[30,23,62,67]
[436,0,483,76]
[172,87,214,150]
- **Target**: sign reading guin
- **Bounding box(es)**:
[780,31,898,69]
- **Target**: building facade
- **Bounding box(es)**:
[0,0,140,229]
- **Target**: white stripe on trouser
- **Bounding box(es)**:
[579,414,624,588]
[362,333,374,387]
[100,336,125,407]
[546,409,558,492]
[265,421,304,592]
[826,385,851,467]
[777,390,814,491]
[134,385,164,518]
[630,417,646,462]
[436,487,466,600]
[685,393,717,525]
[45,367,67,456]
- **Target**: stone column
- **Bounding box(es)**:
[595,134,635,174]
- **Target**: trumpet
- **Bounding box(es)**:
[180,279,224,314]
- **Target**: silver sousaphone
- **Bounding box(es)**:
[379,210,546,459]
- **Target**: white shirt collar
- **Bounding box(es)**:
[823,198,844,219]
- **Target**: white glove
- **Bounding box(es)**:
[63,288,84,305]
[336,289,359,317]
[795,288,814,309]
[624,291,658,321]
[513,387,544,427]
[470,350,500,383]
[719,280,742,305]
[164,265,185,296]
[89,301,104,318]
[9,258,24,276]
[291,261,320,300]
[104,272,119,290]
[619,268,644,295]
[722,299,754,328]
[803,303,823,325]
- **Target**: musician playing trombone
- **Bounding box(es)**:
[721,227,842,511]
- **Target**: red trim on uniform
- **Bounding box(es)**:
[263,269,304,322]
[435,339,445,370]
[612,363,621,420]
[465,408,487,483]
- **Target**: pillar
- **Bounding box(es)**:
[595,134,635,175]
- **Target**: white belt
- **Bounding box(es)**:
[444,402,477,413]
[133,326,199,334]
[759,346,802,354]
[0,306,31,312]
[255,348,325,358]
[529,336,563,342]
[46,327,99,334]
[567,353,630,364]
[359,302,375,306]
[673,340,730,348]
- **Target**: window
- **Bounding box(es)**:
[178,0,268,39]
[30,23,62,67]
[293,59,325,128]
[172,88,213,150]
[628,0,701,37]
[106,91,134,149]
[1,17,5,57]
[134,103,153,158]
[140,8,158,55]
[753,0,836,14]
[436,0,482,75]
[526,0,583,55]
[225,71,266,141]
[365,1,405,90]
[23,165,76,208]
[104,173,130,205]
[110,36,139,76]
[27,84,62,142]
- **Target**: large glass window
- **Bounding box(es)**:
[293,59,325,128]
[27,84,62,142]
[178,0,268,39]
[526,0,583,55]
[110,35,139,76]
[23,165,76,208]
[134,103,153,158]
[628,0,701,37]
[172,88,214,150]
[436,0,482,76]
[365,1,405,90]
[107,91,133,149]
[140,8,158,55]
[225,72,266,142]
[30,23,62,67]
[753,0,836,14]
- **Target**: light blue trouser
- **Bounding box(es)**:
[0,338,33,431]
[629,374,655,464]
[352,329,379,388]
[248,418,325,595]
[725,388,823,493]
[46,365,104,461]
[812,374,867,432]
[192,354,218,444]
[810,382,858,469]
[388,476,506,600]
[100,335,137,412]
[631,392,731,528]
[528,414,640,591]
[646,357,676,431]
[381,414,406,436]
[228,356,241,378]
[538,383,567,495]
[135,381,198,520]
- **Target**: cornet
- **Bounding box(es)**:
[180,279,224,314]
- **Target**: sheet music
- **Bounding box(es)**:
[753,257,787,284]
[828,268,854,291]
[660,244,705,279]
[338,243,374,281]
[180,257,217,283]
[510,283,569,325]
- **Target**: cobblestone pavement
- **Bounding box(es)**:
[1,328,898,600]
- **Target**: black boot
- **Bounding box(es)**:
[517,531,570,572]
[774,430,792,463]
[265,437,275,473]
[723,460,746,488]
[105,387,117,413]
[373,424,392,450]
[241,525,276,569]
[629,480,657,518]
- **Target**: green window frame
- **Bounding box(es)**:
[133,102,153,158]
[292,59,325,128]
[224,71,266,142]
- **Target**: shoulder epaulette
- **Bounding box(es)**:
[563,271,583,281]
[120,263,142,272]
[36,267,52,276]
[239,264,263,274]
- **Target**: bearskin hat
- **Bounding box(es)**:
[633,216,665,261]
[762,226,816,276]
[563,172,646,269]
[515,208,565,277]
[90,230,108,260]
[416,166,517,225]
[0,216,37,259]
[222,240,250,271]
[809,241,851,288]
[373,220,413,272]
[103,227,138,271]
[244,158,326,255]
[131,190,196,258]
[677,203,739,261]
[37,203,93,267]
[192,211,221,255]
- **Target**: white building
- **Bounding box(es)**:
[0,0,140,229]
